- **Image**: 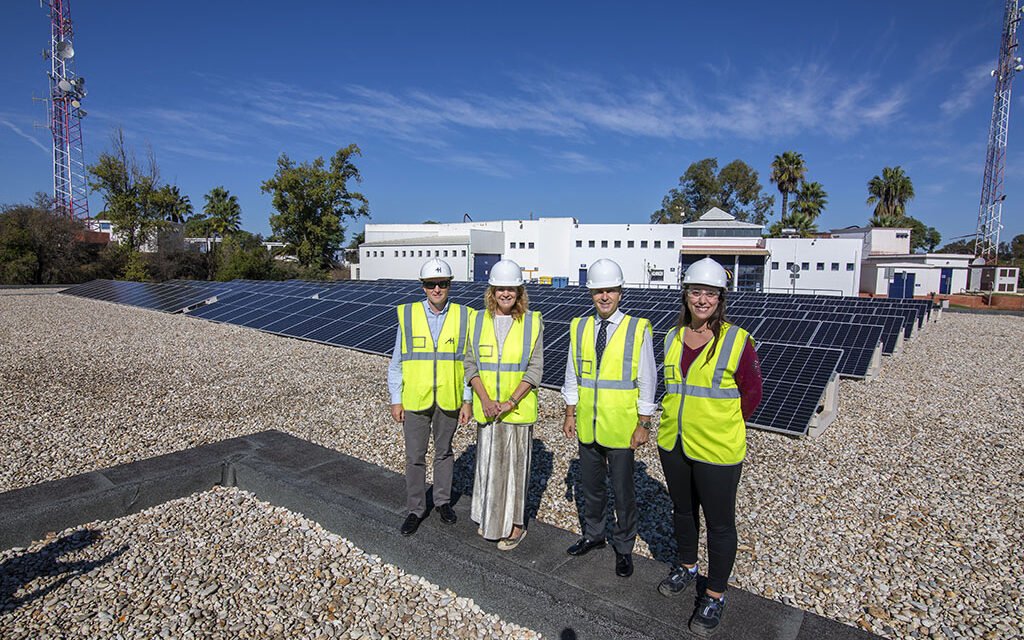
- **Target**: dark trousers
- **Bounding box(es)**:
[578,441,636,555]
[658,442,742,593]
[403,405,458,518]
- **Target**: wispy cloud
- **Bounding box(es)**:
[549,151,612,174]
[940,63,993,118]
[0,115,50,155]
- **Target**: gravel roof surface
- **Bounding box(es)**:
[1,291,1022,639]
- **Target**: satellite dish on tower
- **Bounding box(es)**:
[56,40,74,59]
[971,257,987,266]
[58,79,74,93]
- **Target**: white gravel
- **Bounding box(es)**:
[1,291,1022,639]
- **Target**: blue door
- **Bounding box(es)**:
[888,272,916,298]
[474,254,500,282]
[579,268,588,287]
[939,268,952,295]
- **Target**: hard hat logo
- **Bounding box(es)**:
[419,258,453,280]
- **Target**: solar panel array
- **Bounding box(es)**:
[60,278,937,437]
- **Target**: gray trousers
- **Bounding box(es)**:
[578,441,637,555]
[403,405,458,517]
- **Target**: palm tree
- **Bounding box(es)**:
[770,151,806,227]
[203,186,242,244]
[791,181,828,222]
[154,185,194,224]
[866,166,915,226]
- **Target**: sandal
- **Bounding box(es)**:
[497,528,527,551]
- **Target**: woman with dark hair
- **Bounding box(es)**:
[465,259,543,551]
[655,257,762,637]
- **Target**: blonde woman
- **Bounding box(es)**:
[465,259,544,550]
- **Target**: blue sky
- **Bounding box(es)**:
[2,1,1023,246]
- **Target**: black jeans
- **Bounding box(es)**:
[658,442,742,593]
[578,441,637,555]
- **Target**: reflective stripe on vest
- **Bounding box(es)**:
[397,302,468,411]
[470,310,540,424]
[570,314,649,449]
[658,323,747,465]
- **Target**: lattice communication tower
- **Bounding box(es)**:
[43,0,89,219]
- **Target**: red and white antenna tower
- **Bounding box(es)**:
[43,0,89,219]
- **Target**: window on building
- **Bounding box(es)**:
[801,262,809,271]
[667,241,675,248]
[614,240,621,248]
[831,262,840,271]
[846,263,855,271]
[394,251,399,257]
[418,250,423,257]
[998,282,1012,292]
[601,240,608,248]
[1000,268,1011,277]
[528,242,535,249]
[443,250,449,257]
[896,233,909,239]
[365,251,370,257]
[588,240,595,248]
[653,241,660,249]
[461,250,467,257]
[510,242,515,249]
[786,262,794,270]
[576,240,583,248]
[627,240,635,248]
[517,242,524,249]
[402,250,408,257]
[816,262,824,271]
[650,271,664,282]
[641,240,648,248]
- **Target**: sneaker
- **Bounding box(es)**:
[657,565,697,597]
[689,593,726,636]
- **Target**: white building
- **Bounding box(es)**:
[861,254,975,297]
[831,225,912,256]
[358,209,863,295]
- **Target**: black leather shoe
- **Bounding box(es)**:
[400,513,422,536]
[436,504,457,525]
[615,552,634,577]
[566,537,606,556]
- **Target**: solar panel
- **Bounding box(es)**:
[749,342,842,436]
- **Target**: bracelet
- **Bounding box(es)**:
[510,395,520,407]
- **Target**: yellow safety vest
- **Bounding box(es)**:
[397,301,469,411]
[569,314,651,449]
[658,322,749,465]
[469,310,541,424]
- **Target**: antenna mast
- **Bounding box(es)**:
[43,0,89,219]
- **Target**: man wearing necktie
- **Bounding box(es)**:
[561,258,656,578]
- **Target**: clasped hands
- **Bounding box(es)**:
[480,397,513,420]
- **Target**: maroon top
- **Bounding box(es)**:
[680,337,763,420]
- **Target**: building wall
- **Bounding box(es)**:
[763,238,861,296]
[359,243,471,280]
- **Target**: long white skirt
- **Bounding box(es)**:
[470,421,534,541]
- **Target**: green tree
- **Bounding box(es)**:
[87,128,167,252]
[261,144,370,270]
[0,198,84,284]
[867,166,915,225]
[1009,233,1024,261]
[936,239,975,254]
[152,185,193,224]
[651,158,774,224]
[790,181,828,222]
[215,232,274,281]
[767,211,818,238]
[770,151,806,227]
[203,186,242,240]
[900,216,941,252]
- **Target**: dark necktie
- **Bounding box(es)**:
[595,319,609,362]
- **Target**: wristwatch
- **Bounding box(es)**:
[638,419,653,430]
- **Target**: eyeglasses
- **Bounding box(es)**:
[422,280,451,290]
[686,288,720,301]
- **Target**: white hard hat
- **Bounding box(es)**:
[419,258,453,280]
[488,259,524,287]
[586,258,625,289]
[683,257,728,289]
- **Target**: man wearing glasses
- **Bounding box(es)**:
[561,258,656,578]
[388,258,473,536]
